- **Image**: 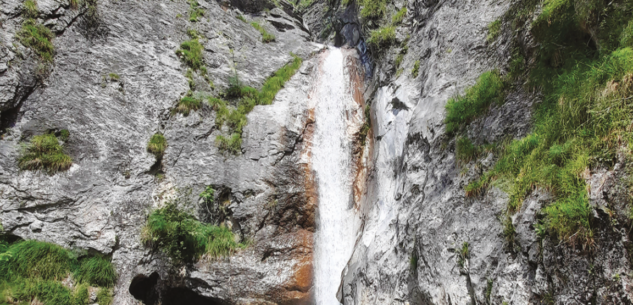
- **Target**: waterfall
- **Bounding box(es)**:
[312,47,363,305]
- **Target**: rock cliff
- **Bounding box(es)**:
[2,0,633,304]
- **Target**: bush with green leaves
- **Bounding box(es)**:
[141,192,245,263]
[444,70,504,135]
[215,134,242,155]
[147,133,167,158]
[412,60,420,78]
[23,0,38,18]
[251,22,275,43]
[18,133,72,173]
[19,19,55,62]
[0,240,115,305]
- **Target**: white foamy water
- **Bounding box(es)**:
[312,47,362,305]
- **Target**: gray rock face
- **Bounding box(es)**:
[2,0,633,304]
[340,0,633,304]
[0,0,320,303]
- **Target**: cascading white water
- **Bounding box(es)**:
[312,47,362,305]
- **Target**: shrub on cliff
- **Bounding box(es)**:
[18,19,55,62]
[141,192,245,263]
[18,133,72,173]
[147,133,167,158]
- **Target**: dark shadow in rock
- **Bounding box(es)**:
[129,272,160,305]
[162,287,229,305]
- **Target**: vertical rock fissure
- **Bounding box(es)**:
[312,47,363,305]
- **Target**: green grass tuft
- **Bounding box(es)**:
[0,240,116,305]
[74,256,117,287]
[367,26,396,49]
[175,95,202,115]
[188,0,204,22]
[456,137,478,163]
[96,287,113,305]
[176,39,204,71]
[147,133,167,157]
[236,15,246,22]
[215,134,242,155]
[487,19,502,42]
[412,60,420,78]
[18,133,72,173]
[392,7,407,25]
[23,0,38,18]
[251,22,275,43]
[19,19,55,62]
[141,194,245,263]
[444,70,504,136]
[360,0,387,20]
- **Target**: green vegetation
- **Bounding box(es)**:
[188,0,204,22]
[251,22,275,43]
[501,215,516,250]
[141,192,245,263]
[215,134,242,155]
[23,0,38,18]
[392,7,407,25]
[96,288,113,305]
[455,137,477,163]
[485,279,494,303]
[236,15,246,23]
[18,133,72,174]
[444,70,504,136]
[487,19,502,42]
[367,26,395,49]
[457,242,469,268]
[0,240,115,305]
[213,55,303,154]
[360,0,387,20]
[409,252,418,270]
[200,186,215,203]
[18,19,55,62]
[462,0,633,248]
[176,39,204,71]
[107,73,120,81]
[175,95,202,115]
[288,0,313,11]
[59,129,70,141]
[74,256,117,287]
[412,60,420,78]
[147,133,167,158]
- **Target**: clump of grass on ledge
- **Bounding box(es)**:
[412,60,420,78]
[367,26,395,49]
[212,55,303,154]
[0,240,116,305]
[487,19,501,42]
[215,134,242,155]
[188,0,204,22]
[359,0,387,20]
[147,133,167,158]
[176,38,203,71]
[392,7,407,25]
[18,133,72,173]
[236,15,246,23]
[175,95,202,115]
[18,19,55,62]
[73,256,117,287]
[141,193,246,263]
[23,0,38,18]
[251,22,275,43]
[444,70,504,136]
